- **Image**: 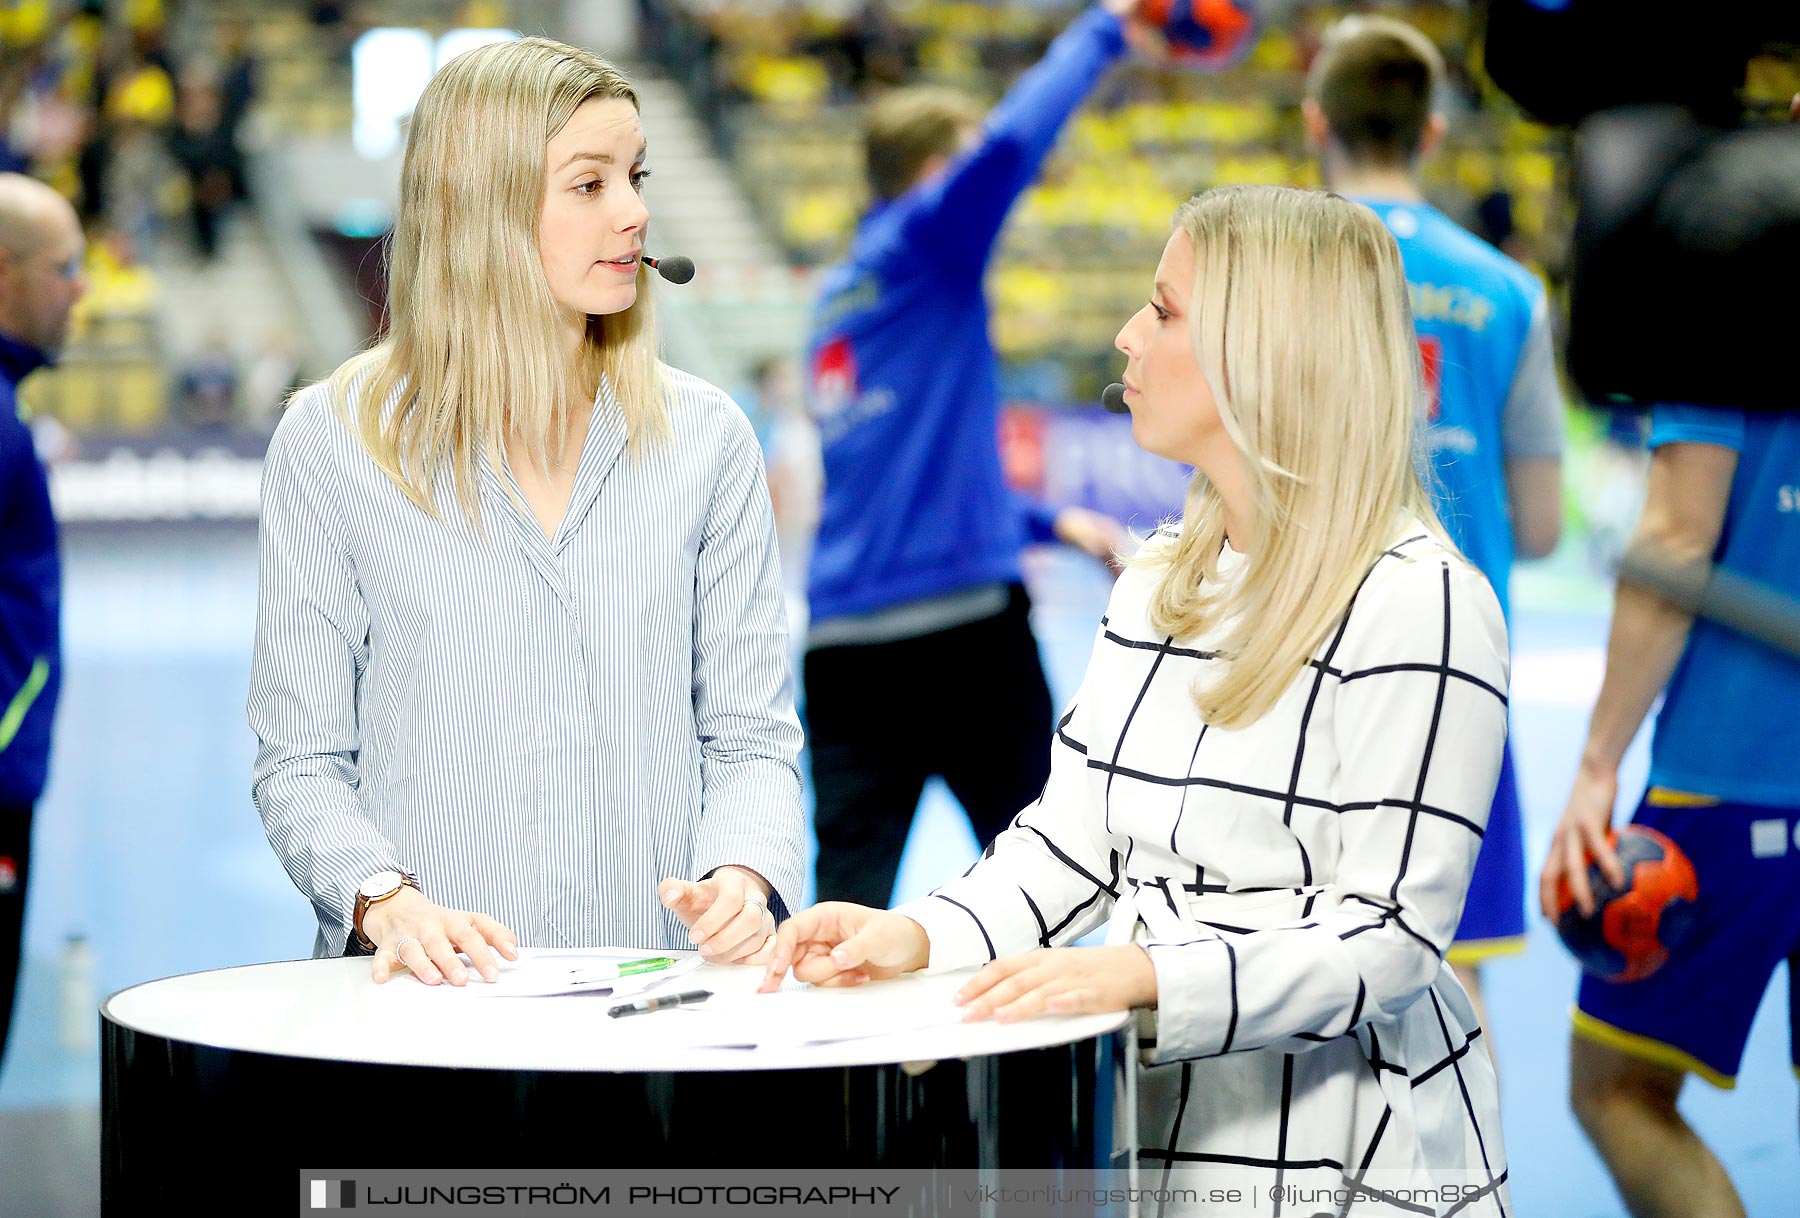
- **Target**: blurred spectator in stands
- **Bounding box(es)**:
[100,50,176,251]
[83,221,158,323]
[5,47,87,183]
[168,76,236,261]
[637,0,745,127]
[124,0,175,75]
[176,331,238,430]
[853,1,918,91]
[807,0,917,100]
[215,18,259,202]
[74,19,120,221]
[106,48,176,132]
[309,0,358,68]
[0,57,30,175]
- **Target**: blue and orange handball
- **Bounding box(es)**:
[1554,825,1700,982]
[1140,0,1260,72]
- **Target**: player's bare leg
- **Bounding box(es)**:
[1569,1034,1744,1218]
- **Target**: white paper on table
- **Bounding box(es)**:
[414,949,702,998]
[644,972,971,1048]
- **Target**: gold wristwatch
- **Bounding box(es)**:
[352,869,418,950]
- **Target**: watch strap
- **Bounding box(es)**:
[352,871,418,950]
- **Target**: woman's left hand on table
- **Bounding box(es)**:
[955,946,1158,1022]
[659,866,775,963]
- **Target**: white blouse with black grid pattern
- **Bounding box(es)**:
[898,525,1512,1217]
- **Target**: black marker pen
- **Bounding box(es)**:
[607,989,713,1018]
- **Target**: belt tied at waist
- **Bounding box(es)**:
[1108,881,1333,947]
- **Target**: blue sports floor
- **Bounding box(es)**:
[0,524,1794,1215]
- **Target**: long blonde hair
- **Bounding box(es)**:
[1141,184,1446,728]
[327,36,668,521]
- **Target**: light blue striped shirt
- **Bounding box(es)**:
[249,367,805,958]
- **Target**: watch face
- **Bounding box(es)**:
[359,869,406,899]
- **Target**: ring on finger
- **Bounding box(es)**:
[743,896,768,921]
[392,935,422,960]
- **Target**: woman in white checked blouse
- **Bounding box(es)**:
[249,38,804,986]
[765,186,1511,1213]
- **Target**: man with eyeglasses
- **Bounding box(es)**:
[0,172,83,1077]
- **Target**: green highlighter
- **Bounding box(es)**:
[570,956,678,984]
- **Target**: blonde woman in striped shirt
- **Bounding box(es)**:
[250,38,803,986]
[765,186,1512,1213]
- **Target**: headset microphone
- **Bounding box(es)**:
[1101,382,1129,414]
[643,254,696,285]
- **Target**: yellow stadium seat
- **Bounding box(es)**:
[112,362,167,432]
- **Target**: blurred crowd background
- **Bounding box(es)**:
[15,0,1794,563]
[1,2,1797,1214]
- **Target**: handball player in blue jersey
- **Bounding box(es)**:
[803,3,1154,908]
[1303,16,1566,1038]
[1541,404,1800,1218]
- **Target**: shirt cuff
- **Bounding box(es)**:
[892,894,994,970]
[699,863,792,923]
[331,858,409,949]
[691,778,807,923]
[1142,939,1236,1065]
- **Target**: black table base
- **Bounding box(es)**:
[103,1017,1129,1212]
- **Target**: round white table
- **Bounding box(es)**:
[102,955,1132,1211]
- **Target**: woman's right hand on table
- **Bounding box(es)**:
[758,902,931,993]
[364,887,519,986]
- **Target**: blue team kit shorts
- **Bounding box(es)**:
[1450,739,1527,960]
[1574,789,1800,1087]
